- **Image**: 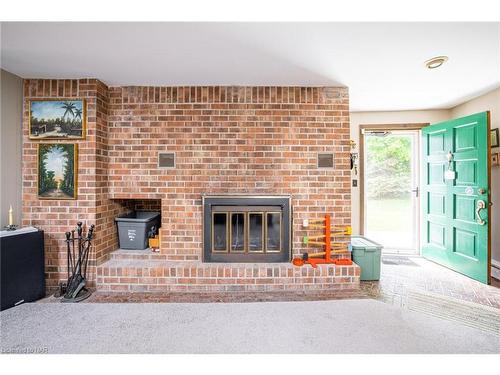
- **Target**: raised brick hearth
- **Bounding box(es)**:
[22,80,358,293]
[97,249,360,292]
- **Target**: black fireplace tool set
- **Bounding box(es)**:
[59,222,95,303]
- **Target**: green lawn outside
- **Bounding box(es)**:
[366,197,413,233]
[365,197,416,250]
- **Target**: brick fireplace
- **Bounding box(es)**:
[22,80,359,292]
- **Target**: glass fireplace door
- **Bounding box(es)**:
[248,213,264,252]
[203,196,291,263]
[209,206,285,260]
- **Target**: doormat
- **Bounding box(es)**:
[382,256,419,267]
[406,290,500,336]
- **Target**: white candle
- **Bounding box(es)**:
[8,205,13,226]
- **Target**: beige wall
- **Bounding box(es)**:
[349,109,451,235]
[350,87,500,265]
[0,69,23,228]
[451,88,500,265]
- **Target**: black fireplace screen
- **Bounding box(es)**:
[203,196,291,262]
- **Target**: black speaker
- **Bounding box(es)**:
[1,229,45,311]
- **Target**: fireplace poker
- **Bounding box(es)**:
[62,222,95,302]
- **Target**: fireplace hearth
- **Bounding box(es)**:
[203,196,291,263]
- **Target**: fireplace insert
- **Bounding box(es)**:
[203,196,291,263]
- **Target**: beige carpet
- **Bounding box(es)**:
[1,299,499,353]
[406,289,500,336]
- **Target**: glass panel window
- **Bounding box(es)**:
[230,213,245,252]
[365,131,419,254]
[266,213,281,252]
[212,213,228,252]
[248,213,263,252]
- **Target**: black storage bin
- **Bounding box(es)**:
[115,211,160,250]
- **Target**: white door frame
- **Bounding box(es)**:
[359,123,428,255]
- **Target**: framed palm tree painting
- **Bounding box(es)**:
[38,143,78,200]
[29,99,86,139]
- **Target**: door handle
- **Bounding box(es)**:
[411,187,419,198]
[475,200,486,225]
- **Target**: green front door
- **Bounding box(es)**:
[422,112,491,284]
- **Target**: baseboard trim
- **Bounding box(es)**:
[492,259,500,269]
[492,260,500,281]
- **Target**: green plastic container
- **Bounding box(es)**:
[351,236,383,281]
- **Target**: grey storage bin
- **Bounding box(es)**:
[115,211,161,250]
[351,236,383,281]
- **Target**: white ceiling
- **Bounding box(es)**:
[1,22,499,111]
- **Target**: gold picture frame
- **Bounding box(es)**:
[29,98,86,140]
[492,152,499,167]
[491,128,499,148]
[37,143,78,200]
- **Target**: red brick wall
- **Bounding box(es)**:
[107,86,351,261]
[22,82,351,290]
[22,79,107,289]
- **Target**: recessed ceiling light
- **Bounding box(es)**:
[425,56,449,69]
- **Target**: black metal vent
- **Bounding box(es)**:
[158,153,175,168]
[318,153,334,168]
